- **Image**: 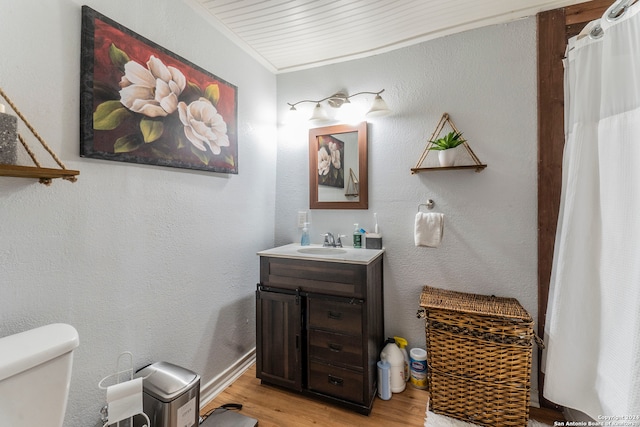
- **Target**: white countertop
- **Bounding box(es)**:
[257,243,384,265]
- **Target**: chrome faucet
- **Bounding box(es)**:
[323,232,336,247]
[323,233,345,247]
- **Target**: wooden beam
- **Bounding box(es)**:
[566,0,615,37]
[537,7,567,409]
[565,0,616,25]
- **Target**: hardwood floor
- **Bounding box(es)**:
[201,364,564,426]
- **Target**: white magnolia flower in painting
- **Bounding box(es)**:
[328,142,341,169]
[119,55,186,117]
[318,146,331,176]
[177,97,230,154]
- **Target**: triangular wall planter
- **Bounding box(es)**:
[411,112,487,173]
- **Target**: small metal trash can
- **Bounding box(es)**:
[134,361,200,427]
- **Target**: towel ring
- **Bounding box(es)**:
[418,199,435,211]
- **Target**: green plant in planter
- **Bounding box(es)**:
[428,131,465,151]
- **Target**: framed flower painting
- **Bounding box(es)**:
[80,6,238,174]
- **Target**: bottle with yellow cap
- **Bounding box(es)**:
[394,336,410,382]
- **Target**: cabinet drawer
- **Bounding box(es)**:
[308,361,364,404]
[308,299,362,335]
[261,257,366,298]
[309,329,363,367]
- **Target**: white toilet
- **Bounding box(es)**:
[0,323,79,427]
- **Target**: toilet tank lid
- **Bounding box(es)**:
[0,323,79,382]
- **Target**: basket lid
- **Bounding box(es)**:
[419,285,532,321]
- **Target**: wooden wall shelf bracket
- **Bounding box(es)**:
[0,87,79,185]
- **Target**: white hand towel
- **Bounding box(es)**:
[414,212,444,247]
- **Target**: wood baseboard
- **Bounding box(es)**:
[199,348,256,410]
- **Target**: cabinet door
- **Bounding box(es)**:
[256,288,302,391]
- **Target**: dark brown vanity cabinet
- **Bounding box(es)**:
[256,253,384,414]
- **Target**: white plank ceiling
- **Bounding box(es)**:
[184,0,589,73]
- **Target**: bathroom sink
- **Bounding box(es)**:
[258,243,384,265]
[297,247,348,255]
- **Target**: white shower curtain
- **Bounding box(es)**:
[543,1,640,419]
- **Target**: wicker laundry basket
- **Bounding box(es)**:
[419,286,535,427]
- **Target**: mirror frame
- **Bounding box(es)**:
[309,121,368,210]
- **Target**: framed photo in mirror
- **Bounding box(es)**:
[309,122,368,209]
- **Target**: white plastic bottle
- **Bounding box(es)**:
[394,336,410,382]
[380,338,406,393]
[377,360,391,400]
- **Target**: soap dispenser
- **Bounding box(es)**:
[301,222,310,246]
[353,223,362,248]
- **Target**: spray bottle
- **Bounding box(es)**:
[394,336,410,382]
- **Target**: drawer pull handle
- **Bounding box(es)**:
[328,342,343,352]
[328,311,342,320]
[328,375,344,386]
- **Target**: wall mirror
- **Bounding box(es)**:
[309,121,368,209]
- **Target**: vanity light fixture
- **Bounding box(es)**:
[309,102,329,122]
[287,89,391,122]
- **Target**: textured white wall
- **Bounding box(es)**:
[0,0,276,426]
[276,19,539,397]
